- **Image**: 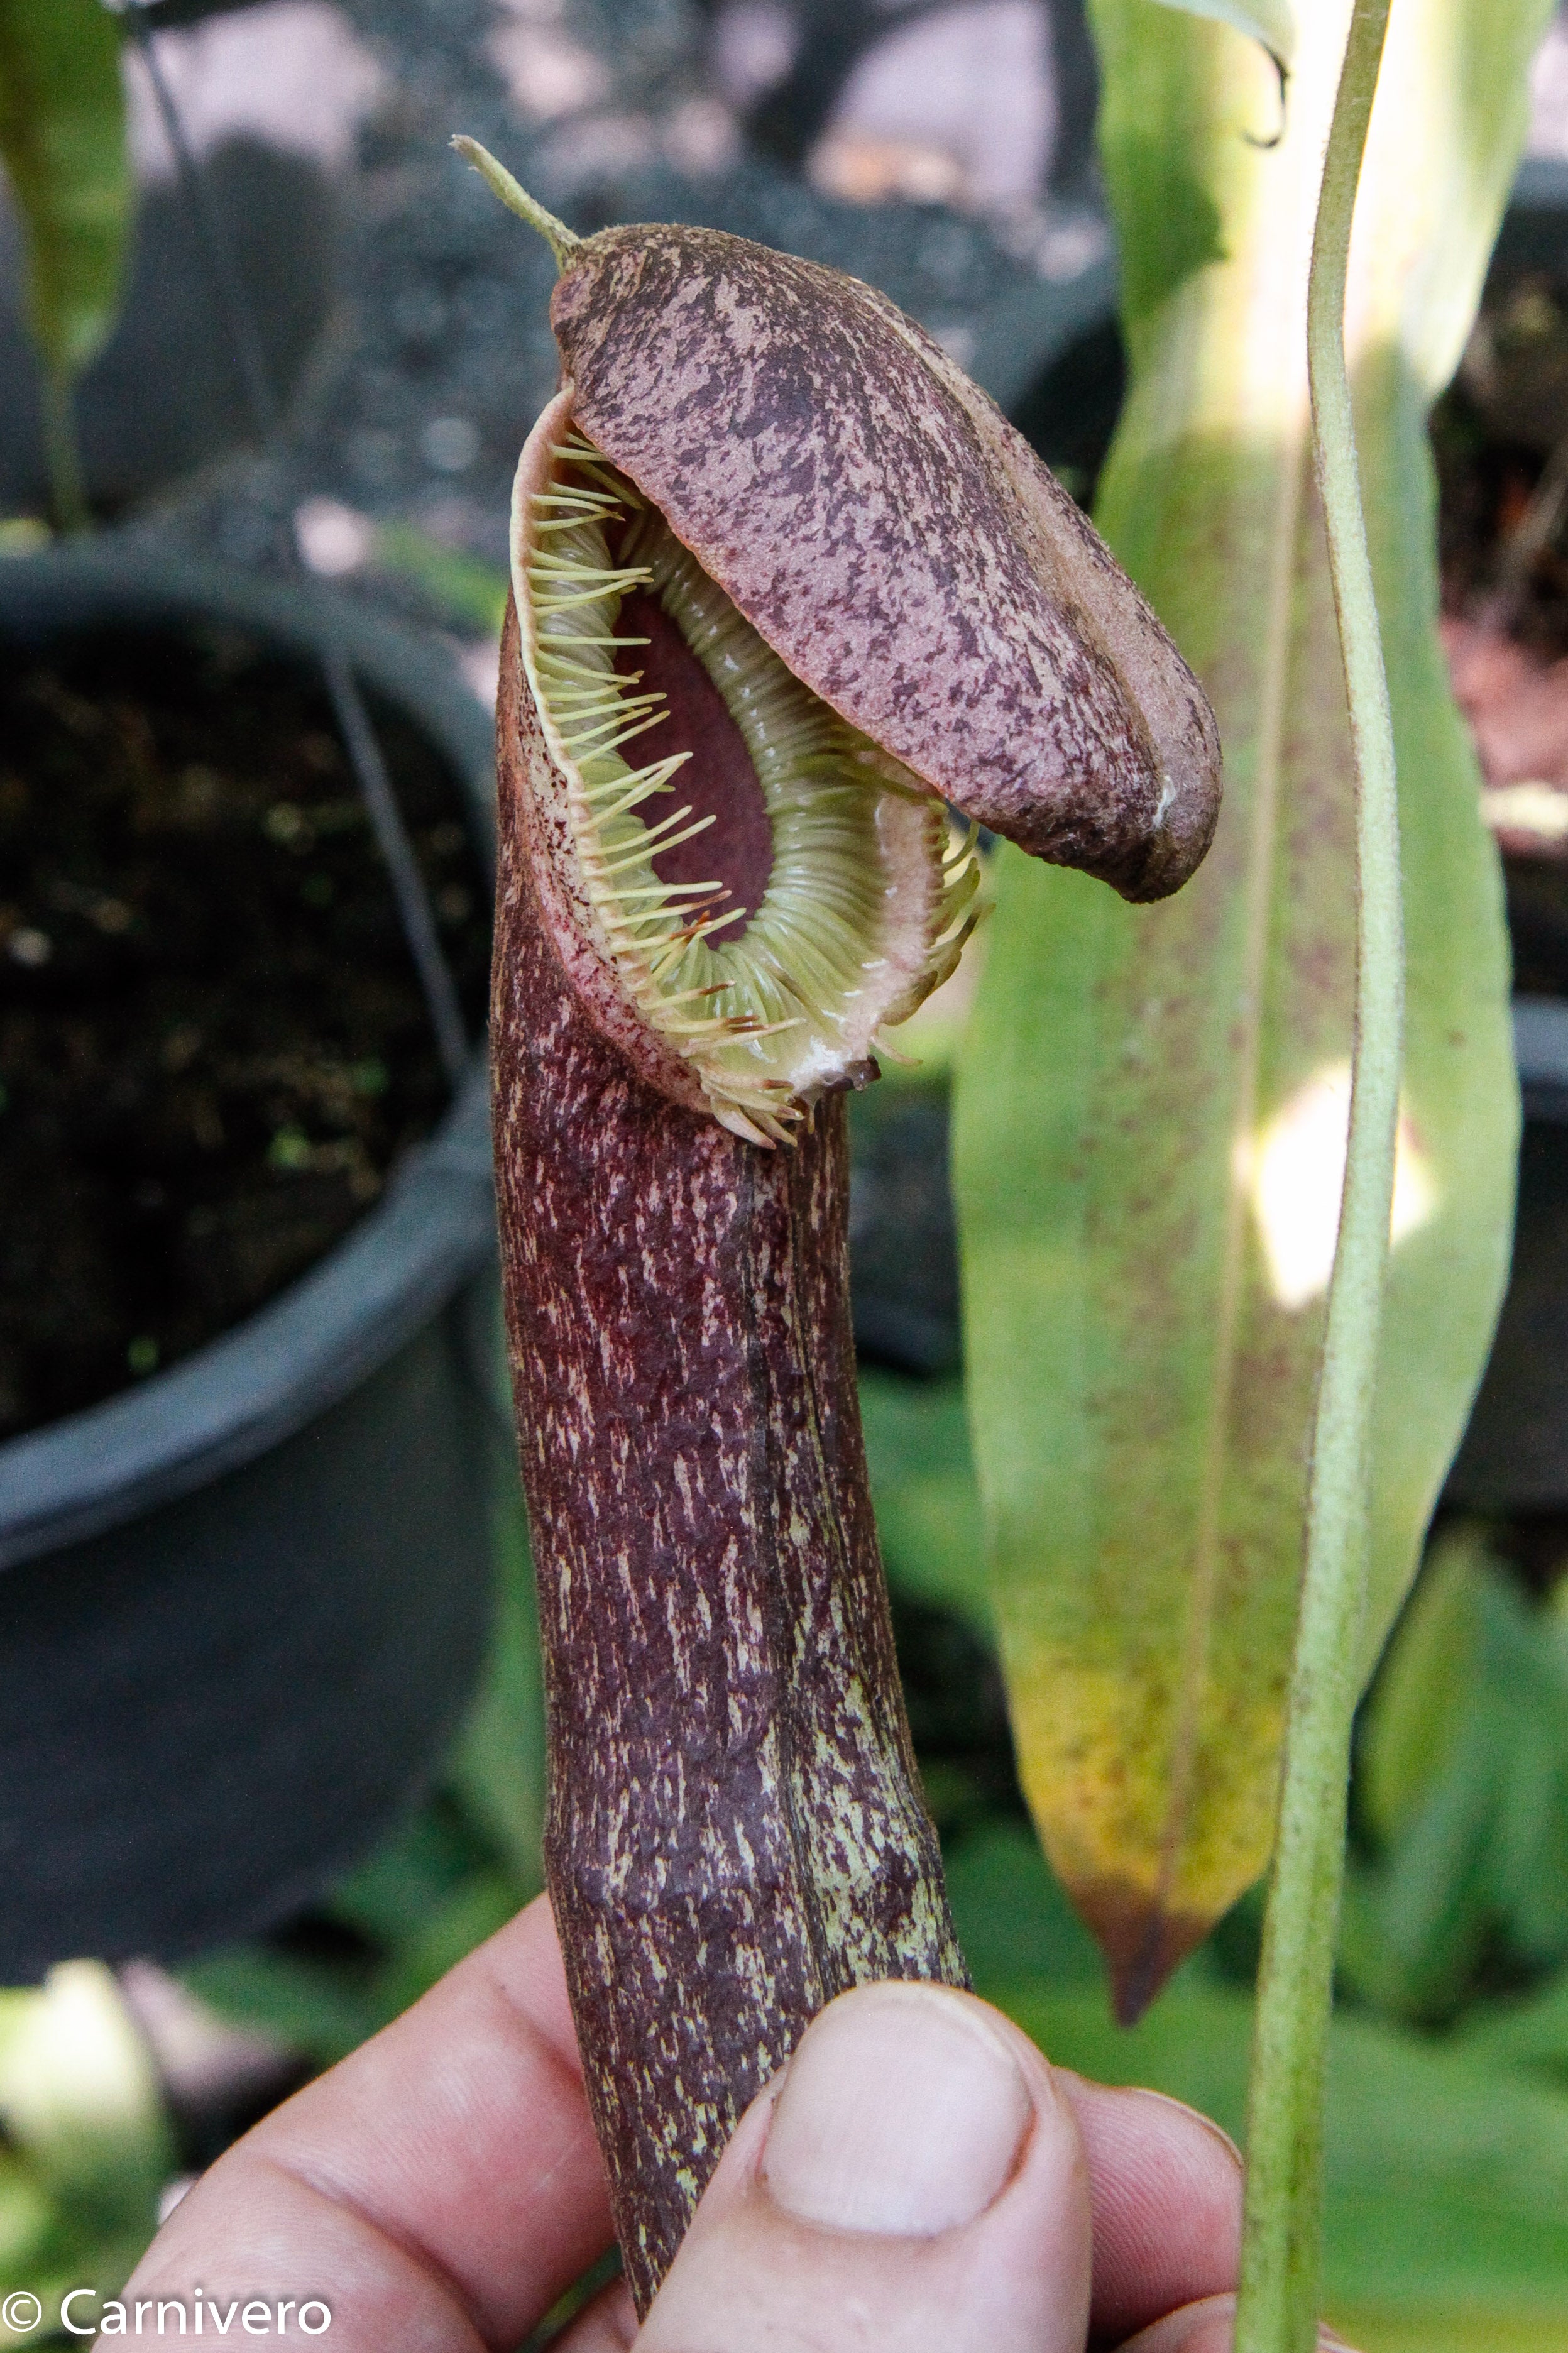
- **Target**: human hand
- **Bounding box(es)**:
[106,1894,1356,2350]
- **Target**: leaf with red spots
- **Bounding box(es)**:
[954,0,1540,2019]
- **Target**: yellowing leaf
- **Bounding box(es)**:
[953,0,1539,2017]
[0,0,129,382]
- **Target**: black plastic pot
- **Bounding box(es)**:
[0,551,500,1978]
[1491,157,1568,280]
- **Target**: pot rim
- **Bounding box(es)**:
[1516,992,1568,1126]
[0,546,498,1570]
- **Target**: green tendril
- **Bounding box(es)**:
[451,136,581,274]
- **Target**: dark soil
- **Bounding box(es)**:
[0,624,491,1442]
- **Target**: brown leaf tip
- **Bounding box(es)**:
[1067,1876,1215,2026]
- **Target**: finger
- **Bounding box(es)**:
[1054,2074,1242,2342]
[635,1981,1091,2353]
[1116,2291,1359,2350]
[112,1894,613,2350]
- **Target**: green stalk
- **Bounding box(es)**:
[1234,5,1400,2350]
[450,136,579,273]
[39,361,88,534]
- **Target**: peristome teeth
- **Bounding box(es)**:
[521,432,980,1143]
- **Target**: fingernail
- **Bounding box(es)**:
[761,1983,1033,2235]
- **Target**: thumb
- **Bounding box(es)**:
[634,1980,1090,2353]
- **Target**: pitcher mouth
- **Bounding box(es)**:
[512,417,979,1145]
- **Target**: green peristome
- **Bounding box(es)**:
[953,0,1540,2013]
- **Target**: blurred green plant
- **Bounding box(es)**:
[894,1430,1568,2350]
[372,524,510,637]
[0,0,132,530]
[955,8,1549,2335]
[1345,1525,1568,2022]
[1002,1972,1568,2353]
[858,1370,989,1637]
[0,1966,171,2346]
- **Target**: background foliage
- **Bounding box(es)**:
[0,0,130,522]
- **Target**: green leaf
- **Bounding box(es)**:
[944,1821,1105,1990]
[1146,0,1295,69]
[329,1803,490,1950]
[953,0,1538,2010]
[444,1420,547,1895]
[1483,1590,1568,1968]
[372,1874,522,2019]
[1456,1956,1568,2085]
[180,1949,380,2071]
[1359,1528,1485,1851]
[0,2142,62,2276]
[0,0,129,381]
[997,1977,1568,2347]
[1329,2320,1568,2352]
[1347,1542,1568,2014]
[373,522,511,636]
[1341,1708,1501,2022]
[858,1369,992,1637]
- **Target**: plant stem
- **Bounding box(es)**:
[39,363,88,535]
[451,137,579,273]
[1234,6,1400,2350]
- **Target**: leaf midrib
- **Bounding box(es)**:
[1154,398,1313,1914]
